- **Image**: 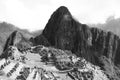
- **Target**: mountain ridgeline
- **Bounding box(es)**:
[2,6,120,79]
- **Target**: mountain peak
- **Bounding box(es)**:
[56,6,70,15]
[49,6,72,22]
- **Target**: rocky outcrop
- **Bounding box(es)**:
[0,31,32,59]
[3,31,18,51]
[3,31,32,52]
[0,22,33,55]
[33,6,120,79]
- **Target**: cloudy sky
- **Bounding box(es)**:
[0,0,120,31]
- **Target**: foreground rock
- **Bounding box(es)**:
[33,6,120,79]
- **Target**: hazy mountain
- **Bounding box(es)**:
[90,16,120,36]
[102,16,120,36]
[31,30,43,37]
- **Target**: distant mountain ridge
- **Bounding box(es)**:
[90,16,120,37]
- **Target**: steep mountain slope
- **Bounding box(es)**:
[33,6,120,79]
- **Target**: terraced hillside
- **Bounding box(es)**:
[0,45,109,80]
